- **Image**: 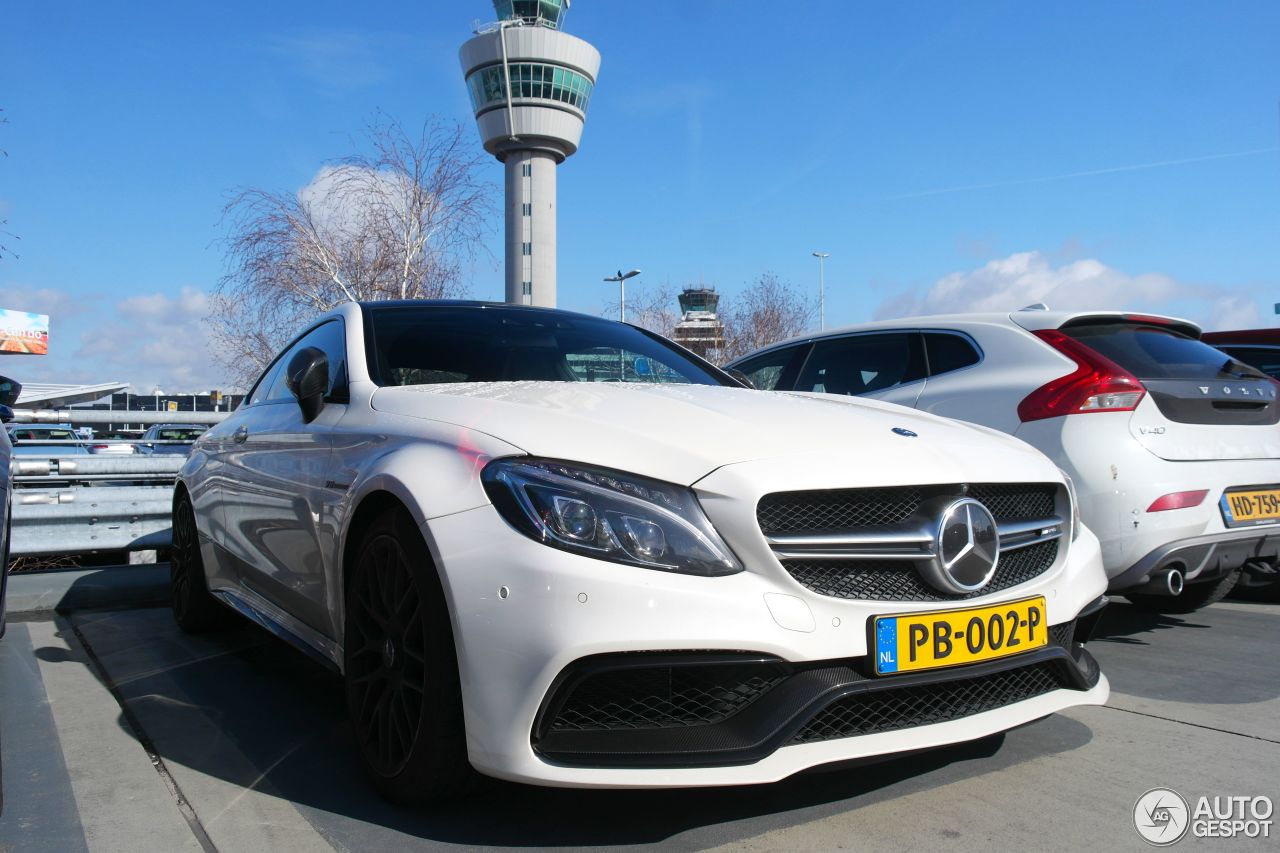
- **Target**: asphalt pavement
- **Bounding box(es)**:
[0,570,1275,852]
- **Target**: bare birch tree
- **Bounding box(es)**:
[604,279,680,338]
[719,272,815,363]
[210,115,495,387]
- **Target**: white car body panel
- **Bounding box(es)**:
[180,301,1111,789]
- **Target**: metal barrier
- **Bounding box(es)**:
[9,455,184,557]
[5,408,231,558]
[10,409,228,425]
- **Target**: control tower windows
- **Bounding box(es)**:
[494,0,567,29]
[466,63,594,114]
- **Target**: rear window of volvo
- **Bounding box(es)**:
[1062,323,1266,382]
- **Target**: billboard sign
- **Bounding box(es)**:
[0,309,50,355]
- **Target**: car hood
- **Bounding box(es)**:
[371,382,1057,487]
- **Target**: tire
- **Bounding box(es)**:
[1125,568,1242,614]
[170,492,232,633]
[344,507,474,804]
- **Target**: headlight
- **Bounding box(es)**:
[481,458,743,577]
[1059,468,1082,541]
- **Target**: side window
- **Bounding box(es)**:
[924,332,982,377]
[796,333,925,395]
[263,320,351,404]
[733,345,808,391]
[247,359,283,406]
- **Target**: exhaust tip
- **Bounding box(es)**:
[1167,569,1184,596]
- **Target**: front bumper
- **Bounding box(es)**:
[420,503,1109,788]
[534,606,1104,768]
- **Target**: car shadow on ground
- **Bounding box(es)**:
[1088,600,1279,706]
[37,607,1097,849]
[1090,601,1213,645]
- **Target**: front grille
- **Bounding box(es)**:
[1050,620,1076,648]
[788,662,1069,744]
[784,539,1059,602]
[968,484,1055,520]
[757,483,1056,536]
[757,487,924,535]
[547,663,786,733]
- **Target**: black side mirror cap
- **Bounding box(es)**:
[0,376,21,408]
[286,346,329,423]
[0,404,13,424]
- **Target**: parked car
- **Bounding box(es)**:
[175,300,1109,803]
[137,424,207,455]
[5,424,91,456]
[86,429,140,455]
[1201,328,1280,380]
[728,309,1280,612]
[0,375,19,640]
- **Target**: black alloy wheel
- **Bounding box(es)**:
[344,508,473,803]
[170,492,231,632]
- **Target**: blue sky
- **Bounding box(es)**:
[2,0,1278,390]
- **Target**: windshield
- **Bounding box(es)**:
[156,428,204,441]
[10,428,78,441]
[1063,322,1268,382]
[364,305,731,388]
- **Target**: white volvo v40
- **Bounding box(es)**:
[729,309,1280,611]
[175,301,1108,803]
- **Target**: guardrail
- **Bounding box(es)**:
[10,409,229,425]
[9,454,184,558]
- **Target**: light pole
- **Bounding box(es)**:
[603,268,642,323]
[811,252,830,331]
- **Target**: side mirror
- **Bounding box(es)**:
[0,404,13,424]
[286,346,329,423]
[0,375,21,407]
[726,368,756,390]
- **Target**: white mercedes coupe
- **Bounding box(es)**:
[174,300,1110,803]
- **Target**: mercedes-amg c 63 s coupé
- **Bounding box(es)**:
[173,301,1109,803]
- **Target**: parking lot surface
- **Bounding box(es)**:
[1,589,1276,852]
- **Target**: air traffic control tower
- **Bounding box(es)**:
[460,1,601,307]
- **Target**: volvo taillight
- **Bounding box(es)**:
[1017,329,1146,422]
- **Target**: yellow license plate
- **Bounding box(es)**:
[1220,488,1280,528]
[873,596,1047,675]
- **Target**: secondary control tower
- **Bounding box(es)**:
[460,1,601,307]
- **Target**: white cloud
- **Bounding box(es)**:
[0,284,225,395]
[75,286,222,393]
[876,251,1268,332]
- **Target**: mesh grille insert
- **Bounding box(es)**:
[549,663,786,732]
[784,539,1059,602]
[789,662,1069,744]
[757,483,1056,536]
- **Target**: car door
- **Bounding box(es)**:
[791,331,928,407]
[218,319,350,637]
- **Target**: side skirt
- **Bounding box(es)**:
[211,586,342,674]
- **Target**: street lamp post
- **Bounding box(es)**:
[811,252,830,331]
[604,268,641,380]
[603,268,642,323]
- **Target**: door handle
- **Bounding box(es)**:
[233,426,249,444]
